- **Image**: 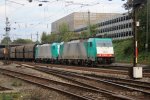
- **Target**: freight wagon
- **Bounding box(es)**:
[0,48,4,59]
[10,47,16,59]
[15,46,24,60]
[24,44,36,61]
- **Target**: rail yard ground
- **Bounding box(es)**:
[0,62,77,100]
[0,61,150,100]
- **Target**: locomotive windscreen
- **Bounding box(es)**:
[96,41,112,47]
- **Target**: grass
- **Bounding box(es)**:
[0,93,20,100]
[11,80,22,87]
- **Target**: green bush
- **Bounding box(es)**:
[113,39,150,65]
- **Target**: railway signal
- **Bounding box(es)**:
[4,17,11,65]
[129,0,147,78]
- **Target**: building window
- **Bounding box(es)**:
[129,23,132,27]
[123,16,126,21]
[121,17,123,21]
[126,23,128,28]
[126,16,129,20]
[129,31,131,36]
[118,18,120,22]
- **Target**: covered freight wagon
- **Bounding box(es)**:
[15,46,24,60]
[24,44,36,61]
[10,47,16,59]
[0,48,4,59]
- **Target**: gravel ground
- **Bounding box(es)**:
[0,62,81,100]
[0,62,79,85]
[0,74,76,100]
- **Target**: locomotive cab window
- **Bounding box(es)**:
[96,42,112,47]
[89,42,92,47]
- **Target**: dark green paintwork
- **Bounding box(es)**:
[35,46,39,59]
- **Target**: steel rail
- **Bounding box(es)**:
[0,67,133,100]
[0,86,11,91]
[21,64,144,100]
[0,68,94,100]
[36,66,150,95]
[21,64,150,98]
[13,61,150,77]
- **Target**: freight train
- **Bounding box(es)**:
[0,38,115,66]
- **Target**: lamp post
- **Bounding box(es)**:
[4,0,11,65]
[4,17,11,64]
[88,11,91,37]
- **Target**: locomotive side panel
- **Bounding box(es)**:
[35,45,40,59]
[37,44,52,59]
[60,40,87,60]
[78,42,88,59]
[51,43,60,59]
[87,39,97,61]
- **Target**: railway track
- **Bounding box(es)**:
[13,61,150,77]
[0,86,11,91]
[20,63,150,100]
[86,74,150,90]
[98,64,150,72]
[0,67,133,100]
[11,61,150,78]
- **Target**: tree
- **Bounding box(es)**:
[58,22,70,34]
[12,38,33,44]
[41,32,60,43]
[80,31,90,39]
[137,2,150,51]
[124,0,150,52]
[79,24,98,39]
[90,24,98,37]
[47,33,59,43]
[41,32,49,43]
[61,32,78,42]
[1,36,12,44]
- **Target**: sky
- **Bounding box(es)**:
[0,0,127,42]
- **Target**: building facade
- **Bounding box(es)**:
[96,13,133,40]
[52,12,133,40]
[75,13,133,40]
[51,12,119,33]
